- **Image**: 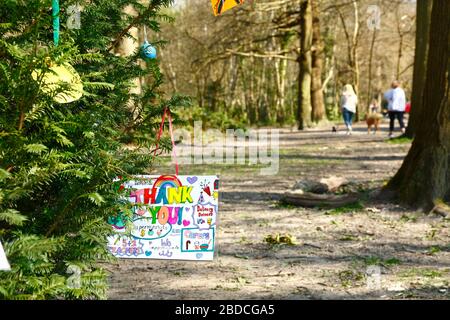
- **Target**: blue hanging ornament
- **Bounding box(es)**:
[141,26,156,59]
[141,40,157,59]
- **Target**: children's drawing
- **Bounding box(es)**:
[107,175,218,261]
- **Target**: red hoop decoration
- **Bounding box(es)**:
[154,108,179,175]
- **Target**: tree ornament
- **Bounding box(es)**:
[32,1,83,103]
[141,25,157,59]
[32,61,83,104]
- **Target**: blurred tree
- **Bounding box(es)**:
[386,0,449,212]
[0,0,188,299]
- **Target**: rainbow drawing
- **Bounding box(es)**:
[152,175,182,191]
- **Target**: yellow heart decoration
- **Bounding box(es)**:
[32,62,83,104]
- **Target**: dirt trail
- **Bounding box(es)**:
[107,122,450,300]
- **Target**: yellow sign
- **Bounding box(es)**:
[211,0,245,16]
[32,63,83,104]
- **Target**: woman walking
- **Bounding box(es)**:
[340,84,358,135]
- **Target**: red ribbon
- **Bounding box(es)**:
[154,108,179,175]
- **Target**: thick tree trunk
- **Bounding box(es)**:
[386,0,450,210]
[298,0,313,130]
[405,0,433,138]
[310,0,325,123]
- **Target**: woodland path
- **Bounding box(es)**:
[107,120,450,300]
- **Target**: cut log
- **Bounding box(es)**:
[319,176,348,192]
[293,180,328,194]
[282,191,359,208]
[293,176,349,194]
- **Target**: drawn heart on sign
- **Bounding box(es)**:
[196,253,203,259]
[187,176,198,184]
[185,207,190,212]
[182,220,190,227]
[145,251,152,256]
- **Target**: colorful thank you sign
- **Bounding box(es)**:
[107,175,219,261]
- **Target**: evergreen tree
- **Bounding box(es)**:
[0,0,188,299]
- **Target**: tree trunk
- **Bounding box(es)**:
[405,0,433,138]
[336,1,360,121]
[386,0,450,210]
[310,0,325,123]
[366,28,378,111]
[396,33,404,80]
[351,0,360,122]
[298,0,313,130]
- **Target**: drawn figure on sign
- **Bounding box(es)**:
[193,200,217,230]
[108,212,126,230]
[159,250,173,258]
[135,206,146,216]
[200,241,211,251]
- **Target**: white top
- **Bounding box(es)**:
[384,88,406,112]
[341,94,358,113]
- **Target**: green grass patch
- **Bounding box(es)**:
[387,136,412,144]
[325,201,364,215]
[338,270,365,288]
[339,234,359,241]
[362,256,402,267]
[428,246,442,255]
[277,202,298,210]
[400,214,418,223]
[400,268,444,279]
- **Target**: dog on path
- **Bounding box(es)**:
[366,101,383,134]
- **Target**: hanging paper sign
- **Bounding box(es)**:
[211,0,245,16]
[0,241,11,271]
[32,62,83,104]
[107,175,219,261]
